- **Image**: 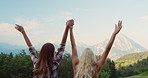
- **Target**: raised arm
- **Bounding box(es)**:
[69,20,79,75]
[60,21,70,45]
[15,24,32,47]
[15,24,37,67]
[54,20,73,63]
[97,20,122,72]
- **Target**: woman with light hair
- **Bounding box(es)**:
[69,20,122,78]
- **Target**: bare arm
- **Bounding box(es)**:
[60,25,69,45]
[97,20,122,72]
[70,27,79,62]
[15,24,32,47]
[15,24,38,67]
[54,20,72,64]
[69,21,79,75]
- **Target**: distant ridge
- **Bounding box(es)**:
[116,51,148,61]
[93,34,147,60]
[0,42,25,54]
[0,34,147,60]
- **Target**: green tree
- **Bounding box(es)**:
[58,53,74,78]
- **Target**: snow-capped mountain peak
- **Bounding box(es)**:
[94,34,147,60]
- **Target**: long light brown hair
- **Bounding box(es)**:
[33,43,55,77]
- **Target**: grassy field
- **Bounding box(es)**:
[127,71,148,78]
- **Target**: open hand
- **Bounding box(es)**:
[113,20,122,35]
[15,24,25,33]
[66,19,74,27]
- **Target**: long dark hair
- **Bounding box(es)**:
[33,43,55,77]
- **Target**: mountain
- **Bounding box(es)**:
[0,42,26,54]
[93,34,147,60]
[0,42,71,55]
[65,42,93,57]
[0,34,147,60]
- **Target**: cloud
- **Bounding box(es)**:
[14,18,50,37]
[141,15,148,20]
[0,18,48,38]
[14,18,40,30]
[0,23,19,37]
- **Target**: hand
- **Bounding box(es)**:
[69,26,73,30]
[66,19,74,27]
[113,20,122,35]
[15,24,25,33]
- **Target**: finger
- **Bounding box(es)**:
[15,24,19,26]
[15,24,22,27]
[70,19,73,20]
[69,26,73,29]
[115,24,117,28]
[120,24,122,28]
[118,21,120,26]
[66,20,70,23]
[15,26,17,29]
[120,25,122,29]
[66,21,68,24]
[120,20,122,25]
[70,26,73,29]
[15,26,19,30]
[118,20,121,26]
[120,21,122,28]
[70,19,74,22]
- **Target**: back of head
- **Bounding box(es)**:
[34,43,55,78]
[75,48,97,78]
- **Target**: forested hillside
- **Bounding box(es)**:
[115,52,148,77]
[115,51,148,68]
[117,57,148,77]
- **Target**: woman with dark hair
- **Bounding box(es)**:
[70,20,122,78]
[15,19,74,78]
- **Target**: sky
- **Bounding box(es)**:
[0,0,148,50]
